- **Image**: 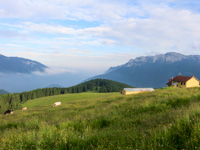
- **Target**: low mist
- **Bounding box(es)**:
[0,72,91,93]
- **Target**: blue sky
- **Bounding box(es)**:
[1,0,200,75]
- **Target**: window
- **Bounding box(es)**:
[181,82,185,85]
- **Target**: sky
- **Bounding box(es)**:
[1,0,200,75]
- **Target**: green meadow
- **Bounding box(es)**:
[1,88,200,149]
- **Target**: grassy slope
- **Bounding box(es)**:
[1,88,200,149]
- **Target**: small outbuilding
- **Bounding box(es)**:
[121,88,154,95]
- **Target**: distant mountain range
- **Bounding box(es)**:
[91,52,200,88]
[0,89,9,94]
[0,54,47,73]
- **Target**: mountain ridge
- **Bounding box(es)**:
[92,52,200,88]
[0,54,48,73]
[106,52,200,73]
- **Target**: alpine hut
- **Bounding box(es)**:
[167,75,200,88]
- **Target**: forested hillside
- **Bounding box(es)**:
[75,79,132,93]
[0,79,132,113]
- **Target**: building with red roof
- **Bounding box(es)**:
[167,75,200,88]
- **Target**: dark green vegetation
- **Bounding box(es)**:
[1,87,200,149]
[75,78,132,93]
[0,79,131,113]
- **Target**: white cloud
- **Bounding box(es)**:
[1,0,200,74]
[90,3,200,52]
[0,0,130,21]
[23,22,76,34]
[22,22,112,36]
[1,22,115,47]
[6,44,24,47]
[0,50,142,75]
[64,48,93,54]
[15,3,200,53]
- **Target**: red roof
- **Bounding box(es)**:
[173,76,192,82]
[167,75,193,86]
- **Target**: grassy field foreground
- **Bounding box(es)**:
[1,88,200,149]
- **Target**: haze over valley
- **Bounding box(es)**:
[1,0,200,92]
[1,52,200,92]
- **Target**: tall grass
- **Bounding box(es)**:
[1,88,200,149]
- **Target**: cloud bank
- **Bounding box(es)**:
[1,0,200,74]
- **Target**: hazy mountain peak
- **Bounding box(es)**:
[153,52,186,63]
[0,89,9,94]
[105,52,188,74]
[97,52,200,88]
[0,54,48,73]
[125,52,187,67]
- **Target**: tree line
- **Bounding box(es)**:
[0,79,132,113]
